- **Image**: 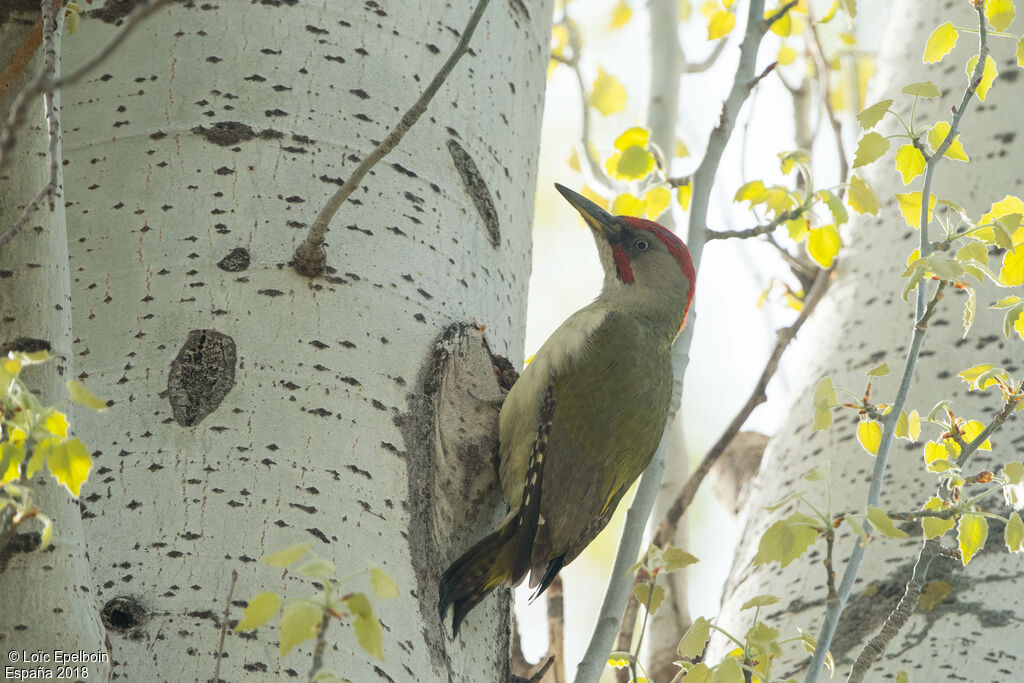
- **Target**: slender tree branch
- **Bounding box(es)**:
[803,8,989,682]
[291,0,493,276]
[681,38,728,74]
[706,202,812,241]
[805,11,849,184]
[846,540,941,683]
[652,266,832,548]
[546,575,566,683]
[0,0,62,103]
[308,613,330,682]
[0,0,170,177]
[212,569,238,683]
[954,393,1023,468]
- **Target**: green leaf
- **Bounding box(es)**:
[807,224,842,267]
[346,592,373,618]
[816,189,848,226]
[1017,37,1024,67]
[927,121,969,161]
[901,81,941,98]
[740,594,780,610]
[370,567,400,599]
[812,377,838,431]
[866,505,909,538]
[895,411,909,439]
[663,546,700,571]
[745,621,780,647]
[1000,302,1024,340]
[957,513,988,565]
[677,616,712,659]
[922,497,956,539]
[353,613,384,661]
[857,421,883,456]
[866,362,889,377]
[958,363,997,389]
[36,513,53,552]
[66,380,107,411]
[857,99,892,129]
[711,656,744,683]
[923,22,958,63]
[297,559,335,579]
[986,0,1016,31]
[799,629,836,677]
[680,663,711,682]
[853,131,889,168]
[47,438,92,497]
[1002,462,1024,510]
[965,55,998,102]
[895,144,926,184]
[634,583,665,615]
[1006,512,1024,552]
[234,591,282,631]
[896,671,911,683]
[614,146,657,180]
[848,175,880,215]
[753,512,820,568]
[264,543,311,568]
[279,600,323,657]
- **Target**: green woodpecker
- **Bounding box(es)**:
[438,184,696,635]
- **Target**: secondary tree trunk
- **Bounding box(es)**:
[55,0,550,680]
[714,1,1024,679]
[0,6,111,679]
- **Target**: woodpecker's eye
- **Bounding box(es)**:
[634,239,649,251]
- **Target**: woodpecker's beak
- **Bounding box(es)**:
[555,183,619,240]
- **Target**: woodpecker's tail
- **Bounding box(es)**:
[438,517,516,636]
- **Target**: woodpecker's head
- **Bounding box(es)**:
[556,183,696,335]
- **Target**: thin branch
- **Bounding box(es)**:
[0,0,62,103]
[705,202,812,241]
[823,527,838,602]
[803,7,989,682]
[0,0,170,177]
[846,540,941,683]
[805,11,849,184]
[546,575,566,683]
[212,569,238,683]
[954,393,1023,468]
[681,38,728,74]
[308,612,330,682]
[291,0,493,277]
[652,266,832,548]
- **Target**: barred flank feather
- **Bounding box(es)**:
[438,517,516,636]
[510,388,556,586]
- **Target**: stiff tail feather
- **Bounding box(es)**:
[438,518,516,636]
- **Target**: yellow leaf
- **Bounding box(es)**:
[767,8,792,36]
[908,410,921,440]
[699,0,716,17]
[1018,37,1024,67]
[867,505,909,537]
[43,410,70,439]
[610,0,633,29]
[279,600,323,656]
[979,195,1024,228]
[818,0,838,22]
[960,419,992,451]
[735,180,766,203]
[614,126,650,151]
[777,44,798,65]
[234,592,282,631]
[644,187,671,219]
[965,54,998,102]
[807,224,841,267]
[613,193,645,217]
[66,380,107,411]
[787,218,809,242]
[680,0,693,20]
[894,192,935,229]
[927,121,968,161]
[567,148,580,173]
[675,138,689,159]
[923,22,958,64]
[611,146,656,179]
[848,175,880,215]
[677,183,692,211]
[922,497,956,539]
[707,9,736,40]
[590,67,628,116]
[957,513,988,566]
[370,567,400,599]
[1006,512,1024,552]
[46,438,92,497]
[1000,249,1024,287]
[0,443,25,485]
[986,0,1016,31]
[264,542,311,567]
[895,144,926,184]
[857,421,883,455]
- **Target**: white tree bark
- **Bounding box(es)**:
[53,0,550,680]
[714,1,1024,679]
[0,6,111,679]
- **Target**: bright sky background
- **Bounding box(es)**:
[514,0,889,676]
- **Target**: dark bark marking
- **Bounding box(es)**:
[167,329,236,427]
[446,139,500,247]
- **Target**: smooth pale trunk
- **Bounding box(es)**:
[0,8,110,679]
[60,0,549,680]
[713,1,1024,679]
